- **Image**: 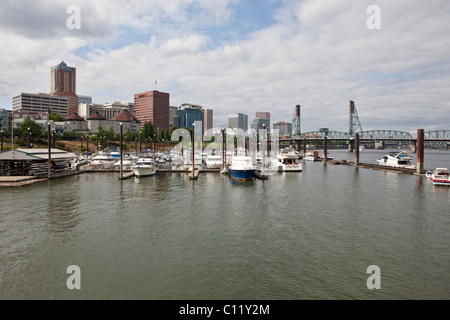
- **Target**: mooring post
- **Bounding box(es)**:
[120,123,123,179]
[355,133,360,166]
[48,124,52,178]
[416,129,424,175]
[323,136,328,162]
[52,129,56,149]
[222,129,226,170]
[96,130,99,152]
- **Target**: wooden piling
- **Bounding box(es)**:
[323,136,327,162]
[355,133,360,165]
[120,123,123,179]
[48,124,51,178]
[416,129,424,174]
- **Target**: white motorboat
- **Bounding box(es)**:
[277,147,302,172]
[376,151,415,169]
[114,156,135,170]
[229,148,256,180]
[90,151,116,169]
[206,154,223,169]
[132,158,158,177]
[304,151,319,161]
[319,153,334,161]
[431,168,450,186]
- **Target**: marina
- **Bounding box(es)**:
[0,149,449,299]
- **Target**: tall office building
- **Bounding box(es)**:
[169,106,179,127]
[228,113,248,131]
[273,121,292,136]
[251,118,270,132]
[13,92,69,117]
[202,109,213,134]
[134,90,170,129]
[256,112,270,120]
[174,106,202,129]
[49,61,78,116]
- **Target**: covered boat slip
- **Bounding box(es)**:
[0,148,77,177]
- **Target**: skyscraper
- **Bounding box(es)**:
[134,90,170,129]
[228,113,248,131]
[49,61,78,117]
[202,109,213,134]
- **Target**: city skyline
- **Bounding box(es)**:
[0,0,449,133]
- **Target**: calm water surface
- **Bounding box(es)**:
[0,150,449,299]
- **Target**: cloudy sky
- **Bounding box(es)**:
[0,0,449,133]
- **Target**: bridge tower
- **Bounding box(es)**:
[292,104,301,137]
[349,100,363,137]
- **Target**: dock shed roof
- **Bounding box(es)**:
[0,149,78,161]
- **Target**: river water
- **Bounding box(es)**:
[0,149,449,299]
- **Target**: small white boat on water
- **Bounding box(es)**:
[431,168,450,186]
[206,154,223,169]
[277,147,302,172]
[114,156,135,170]
[132,158,158,177]
[304,151,319,161]
[376,151,415,169]
[90,151,116,169]
[319,153,334,161]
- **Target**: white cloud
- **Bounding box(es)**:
[1,0,450,133]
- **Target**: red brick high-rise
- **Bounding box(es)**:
[50,61,78,117]
[134,90,169,129]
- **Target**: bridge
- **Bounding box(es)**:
[290,101,449,141]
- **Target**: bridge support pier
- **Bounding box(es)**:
[411,141,417,153]
[348,138,354,152]
[303,138,307,156]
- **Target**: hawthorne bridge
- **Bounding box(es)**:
[283,101,450,150]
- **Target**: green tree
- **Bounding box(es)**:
[184,126,192,137]
[168,125,178,141]
[49,112,66,122]
[142,121,155,140]
[18,117,43,139]
[124,129,137,142]
[164,128,172,141]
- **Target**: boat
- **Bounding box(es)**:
[376,151,415,169]
[229,148,256,180]
[114,156,135,170]
[359,145,365,151]
[132,157,158,177]
[206,154,223,169]
[277,147,302,172]
[319,153,334,161]
[89,150,116,169]
[304,151,319,161]
[110,148,121,159]
[431,168,450,186]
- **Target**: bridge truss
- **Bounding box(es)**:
[424,130,450,139]
[301,130,414,139]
